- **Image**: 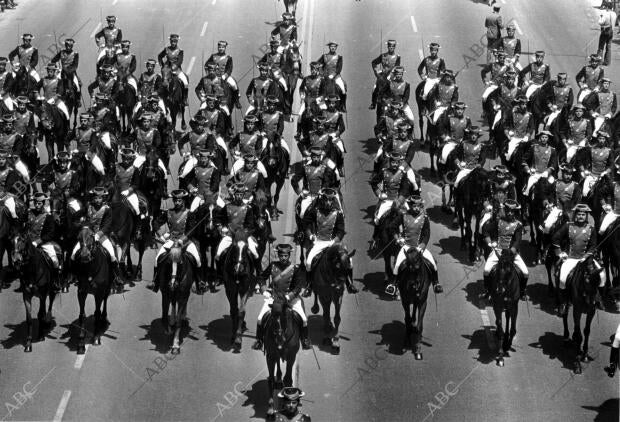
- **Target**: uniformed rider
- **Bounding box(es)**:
[27,192,62,287]
[417,42,446,101]
[274,388,311,422]
[370,39,401,110]
[157,34,189,105]
[316,41,347,111]
[521,130,558,196]
[252,243,311,350]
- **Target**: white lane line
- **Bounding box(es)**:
[90,23,102,39]
[410,16,418,33]
[211,0,216,4]
[418,49,424,60]
[200,21,209,37]
[112,0,118,5]
[513,20,523,36]
[53,390,72,422]
[73,345,89,369]
[186,56,196,75]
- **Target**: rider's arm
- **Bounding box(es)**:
[129,55,137,75]
[289,266,308,297]
[333,212,345,241]
[157,49,167,68]
[518,63,531,86]
[50,51,61,64]
[370,54,382,76]
[510,223,522,255]
[210,168,222,193]
[551,223,569,253]
[514,39,522,59]
[94,29,105,47]
[194,78,204,100]
[402,83,411,104]
[543,64,551,84]
[290,163,304,194]
[224,56,233,78]
[176,49,184,68]
[302,207,316,238]
[30,48,38,69]
[334,55,343,76]
[276,114,285,137]
[418,217,430,250]
[566,88,575,110]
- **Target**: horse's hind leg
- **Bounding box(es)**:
[283,356,296,387]
[171,300,186,354]
[37,296,47,341]
[77,290,87,354]
[273,178,285,216]
[507,305,518,352]
[23,292,33,352]
[572,308,584,374]
[93,295,103,346]
[494,307,505,366]
[320,296,332,346]
[331,295,342,354]
[45,138,55,165]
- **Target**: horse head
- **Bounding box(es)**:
[40,103,54,130]
[327,243,355,284]
[11,232,32,269]
[495,249,518,299]
[169,245,182,264]
[77,226,96,263]
[268,298,288,350]
[230,233,252,276]
[575,255,603,307]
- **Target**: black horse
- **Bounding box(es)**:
[263,298,301,419]
[155,244,196,354]
[12,233,57,352]
[397,247,435,360]
[489,249,521,367]
[0,196,27,286]
[194,200,221,292]
[562,255,603,374]
[374,206,401,288]
[39,102,70,161]
[72,227,113,355]
[117,79,138,135]
[308,243,355,354]
[222,232,256,351]
[161,67,186,131]
[528,177,556,264]
[454,167,492,262]
[261,133,290,219]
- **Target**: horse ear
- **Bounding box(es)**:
[347,249,356,258]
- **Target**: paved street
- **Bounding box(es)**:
[0,0,618,421]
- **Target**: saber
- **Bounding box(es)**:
[310,344,321,370]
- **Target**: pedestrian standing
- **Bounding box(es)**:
[485,5,503,64]
[598,1,617,66]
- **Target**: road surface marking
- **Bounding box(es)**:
[480,306,497,348]
[212,0,216,4]
[53,390,71,422]
[186,56,196,75]
[410,16,418,33]
[90,23,101,39]
[200,22,209,37]
[418,49,424,60]
[513,20,523,36]
[73,345,89,369]
[112,0,118,5]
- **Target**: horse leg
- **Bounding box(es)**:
[93,295,103,346]
[161,290,171,335]
[37,296,47,341]
[266,357,277,418]
[228,291,240,349]
[23,291,33,352]
[320,295,332,346]
[507,304,518,352]
[45,137,55,162]
[77,289,87,354]
[276,359,283,387]
[273,178,285,216]
[414,300,428,360]
[283,355,296,387]
[581,309,595,362]
[572,307,583,374]
[171,298,186,354]
[494,306,505,366]
[235,291,251,349]
[331,293,342,354]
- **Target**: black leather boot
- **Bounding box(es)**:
[252,323,263,350]
[301,325,311,349]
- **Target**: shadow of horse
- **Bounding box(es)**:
[242,379,273,420]
[359,205,376,223]
[528,331,577,371]
[367,321,408,356]
[461,330,496,364]
[137,319,195,354]
[200,315,251,353]
[57,317,117,353]
[356,272,396,302]
[437,236,472,265]
[359,137,379,156]
[582,399,619,422]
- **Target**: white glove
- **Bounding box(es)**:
[559,252,568,260]
[604,204,613,213]
[490,242,498,248]
[379,192,388,200]
[94,234,100,241]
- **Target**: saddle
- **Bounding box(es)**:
[309,249,327,271]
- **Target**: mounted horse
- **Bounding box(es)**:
[263,297,301,418]
[59,73,82,129]
[528,176,556,263]
[261,133,290,219]
[155,241,196,354]
[116,77,138,136]
[281,41,303,119]
[489,249,521,367]
[397,247,439,360]
[454,167,492,262]
[562,255,604,374]
[71,226,113,355]
[222,231,256,351]
[539,205,569,297]
[373,206,401,289]
[582,173,614,228]
[193,198,221,292]
[0,196,27,286]
[69,152,105,203]
[39,101,70,161]
[161,66,186,131]
[308,242,355,354]
[12,231,57,353]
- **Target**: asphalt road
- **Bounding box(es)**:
[0,0,619,421]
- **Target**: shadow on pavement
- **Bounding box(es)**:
[242,379,272,421]
[2,321,30,350]
[57,316,103,353]
[200,315,234,352]
[529,331,575,371]
[426,204,459,228]
[359,137,378,156]
[359,205,375,223]
[368,320,407,356]
[582,398,619,422]
[137,318,192,354]
[437,236,473,265]
[358,272,398,302]
[461,330,496,364]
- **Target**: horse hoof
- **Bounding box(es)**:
[497,358,504,367]
[24,344,32,353]
[574,365,582,375]
[311,304,319,315]
[322,338,330,346]
[62,286,69,293]
[414,352,423,360]
[171,346,180,355]
[93,337,101,346]
[181,122,187,131]
[581,354,593,362]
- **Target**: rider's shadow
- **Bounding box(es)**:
[359,138,378,156]
[307,315,335,354]
[437,236,472,265]
[359,205,375,223]
[57,318,98,352]
[1,321,30,350]
[368,321,407,355]
[200,315,235,352]
[137,319,193,354]
[528,331,575,371]
[526,282,559,317]
[239,379,270,420]
[426,204,458,227]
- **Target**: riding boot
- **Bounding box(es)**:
[595,286,605,310]
[253,256,262,275]
[346,270,358,294]
[148,267,160,292]
[52,268,62,293]
[558,288,569,316]
[215,261,224,285]
[340,93,347,113]
[482,274,492,300]
[183,87,189,106]
[520,276,529,301]
[300,325,311,349]
[111,261,123,292]
[605,347,619,377]
[252,323,263,350]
